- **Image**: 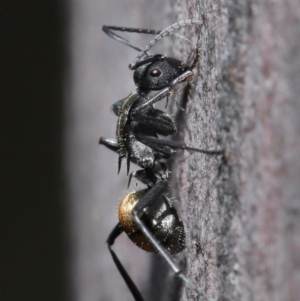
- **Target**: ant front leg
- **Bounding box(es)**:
[132,70,194,112]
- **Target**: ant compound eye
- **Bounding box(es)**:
[150,69,161,77]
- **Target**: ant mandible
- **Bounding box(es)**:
[99,20,221,301]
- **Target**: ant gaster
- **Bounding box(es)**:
[99,20,220,301]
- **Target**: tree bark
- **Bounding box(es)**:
[153,0,300,301]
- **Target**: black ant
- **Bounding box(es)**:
[99,20,221,301]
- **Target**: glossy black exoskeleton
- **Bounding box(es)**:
[99,20,220,301]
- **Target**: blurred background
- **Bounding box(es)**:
[1,0,173,300]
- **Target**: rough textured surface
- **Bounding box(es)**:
[155,0,300,301]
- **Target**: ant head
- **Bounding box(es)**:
[133,56,190,91]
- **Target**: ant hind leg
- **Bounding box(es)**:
[107,223,145,301]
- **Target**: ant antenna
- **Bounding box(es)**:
[130,19,203,69]
[102,25,143,52]
[102,25,195,53]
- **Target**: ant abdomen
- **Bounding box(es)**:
[119,189,185,254]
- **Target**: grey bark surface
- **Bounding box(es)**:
[151,0,300,301]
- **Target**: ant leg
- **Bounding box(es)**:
[189,46,201,71]
[99,137,124,173]
[111,97,127,116]
[133,180,168,213]
[107,224,145,301]
[128,161,169,189]
[99,137,119,153]
[134,110,222,157]
[128,169,157,188]
[133,214,211,301]
[134,109,176,136]
[132,71,194,112]
[132,181,211,301]
[128,171,138,188]
[136,134,224,156]
[136,135,174,157]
